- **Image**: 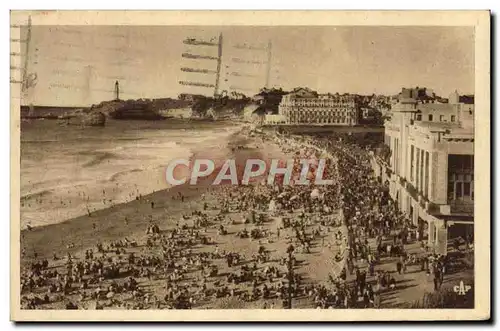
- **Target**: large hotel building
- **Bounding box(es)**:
[269,88,359,125]
[372,88,474,255]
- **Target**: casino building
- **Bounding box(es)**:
[372,88,474,255]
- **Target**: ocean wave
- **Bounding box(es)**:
[21,139,60,144]
[20,180,92,201]
[81,151,120,168]
[121,141,180,150]
[21,189,53,201]
[107,168,144,182]
[20,124,236,227]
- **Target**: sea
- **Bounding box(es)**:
[20,119,240,228]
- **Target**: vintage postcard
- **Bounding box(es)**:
[10,10,490,321]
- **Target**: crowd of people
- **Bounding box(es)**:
[308,134,455,307]
[20,131,348,310]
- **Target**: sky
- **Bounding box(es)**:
[19,25,475,107]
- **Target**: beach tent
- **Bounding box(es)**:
[268,199,277,212]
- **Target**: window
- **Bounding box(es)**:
[420,149,424,192]
[410,145,415,181]
[425,151,429,197]
[428,114,433,121]
[416,114,422,121]
[455,182,463,199]
[416,148,420,188]
[448,182,455,201]
[440,115,444,121]
[451,115,456,122]
[449,155,474,173]
[464,182,471,196]
[448,154,474,201]
[393,138,400,174]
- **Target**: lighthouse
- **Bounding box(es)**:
[114,80,120,101]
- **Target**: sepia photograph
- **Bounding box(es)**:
[10,10,490,321]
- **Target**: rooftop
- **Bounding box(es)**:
[413,120,473,135]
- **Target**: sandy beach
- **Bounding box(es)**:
[19,126,474,311]
[21,126,253,266]
[20,126,348,309]
[12,18,483,319]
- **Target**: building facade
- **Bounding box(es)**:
[264,114,287,125]
[278,88,359,125]
[372,88,474,255]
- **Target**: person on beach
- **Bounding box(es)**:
[396,257,403,274]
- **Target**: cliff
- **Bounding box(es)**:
[192,97,251,119]
[90,100,164,120]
